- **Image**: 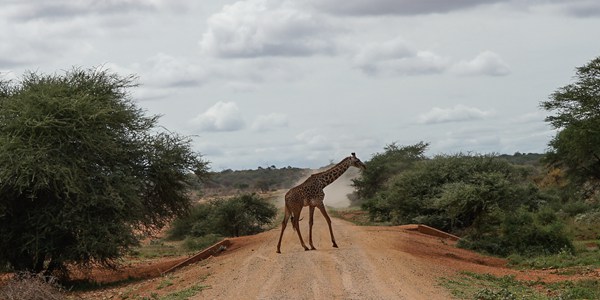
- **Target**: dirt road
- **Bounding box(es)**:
[194,215,493,300]
[74,210,598,299]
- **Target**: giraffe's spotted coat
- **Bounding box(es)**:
[276,153,366,253]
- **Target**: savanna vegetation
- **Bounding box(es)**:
[441,271,600,300]
[355,144,575,256]
[1,56,599,298]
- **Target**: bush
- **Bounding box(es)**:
[183,234,223,251]
[474,288,516,300]
[167,204,214,240]
[561,201,592,216]
[459,207,573,256]
[362,153,573,256]
[0,272,65,300]
[168,193,277,239]
[363,154,542,231]
[210,193,277,237]
[574,209,600,225]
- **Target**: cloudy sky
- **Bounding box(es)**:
[2,0,600,170]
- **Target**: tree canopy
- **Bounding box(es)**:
[352,142,428,199]
[541,56,600,189]
[0,68,208,275]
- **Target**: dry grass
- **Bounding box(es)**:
[0,272,65,300]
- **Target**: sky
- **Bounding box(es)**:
[1,0,600,170]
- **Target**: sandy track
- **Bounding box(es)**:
[73,209,599,299]
[195,215,457,299]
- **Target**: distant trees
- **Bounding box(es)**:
[0,68,208,275]
[255,180,272,193]
[203,166,307,193]
[541,56,600,191]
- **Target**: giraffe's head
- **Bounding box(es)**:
[350,152,367,170]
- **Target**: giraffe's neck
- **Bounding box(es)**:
[314,157,352,188]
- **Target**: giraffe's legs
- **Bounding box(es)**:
[318,205,338,248]
[292,210,309,251]
[308,206,316,250]
[276,208,290,253]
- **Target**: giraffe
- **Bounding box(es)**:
[276,153,366,253]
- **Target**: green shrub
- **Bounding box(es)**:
[459,207,573,256]
[182,234,223,251]
[362,152,573,257]
[574,209,600,225]
[210,193,277,237]
[474,288,516,300]
[167,204,213,240]
[556,279,600,299]
[168,193,277,240]
[561,201,592,216]
[363,154,543,231]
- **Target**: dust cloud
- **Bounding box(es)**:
[323,167,360,208]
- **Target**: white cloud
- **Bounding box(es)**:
[4,0,189,21]
[0,17,96,68]
[428,119,555,156]
[452,51,511,76]
[352,38,448,76]
[194,141,225,157]
[251,113,289,131]
[99,62,169,102]
[434,133,501,154]
[296,129,332,150]
[101,54,209,101]
[308,0,507,16]
[0,70,18,82]
[139,53,208,88]
[417,105,493,124]
[353,40,511,78]
[1,0,592,170]
[561,0,600,17]
[531,0,600,18]
[0,0,193,68]
[190,101,245,132]
[511,111,548,124]
[214,58,304,84]
[199,0,336,58]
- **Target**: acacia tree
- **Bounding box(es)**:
[353,142,428,199]
[0,68,208,275]
[541,56,600,190]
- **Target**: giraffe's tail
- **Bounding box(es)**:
[285,203,302,232]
